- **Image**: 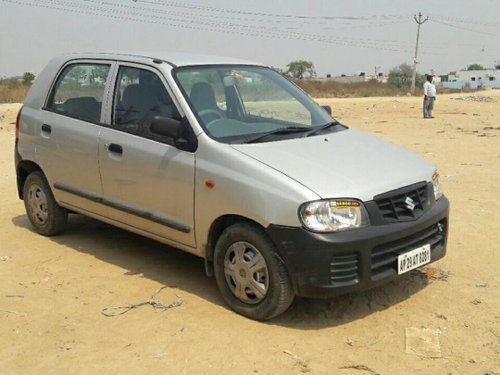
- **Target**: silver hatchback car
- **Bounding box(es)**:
[15,52,449,320]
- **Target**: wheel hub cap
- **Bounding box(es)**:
[224,241,269,305]
[27,184,48,225]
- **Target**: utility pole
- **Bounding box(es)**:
[411,12,428,93]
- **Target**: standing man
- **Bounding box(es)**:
[423,74,436,119]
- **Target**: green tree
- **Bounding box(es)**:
[91,66,110,84]
[270,66,290,78]
[286,60,316,79]
[22,72,35,85]
[467,63,485,71]
[67,66,85,81]
[387,63,425,89]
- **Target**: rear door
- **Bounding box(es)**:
[39,61,114,215]
[98,64,196,247]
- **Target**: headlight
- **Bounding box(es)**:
[299,199,370,232]
[432,171,443,200]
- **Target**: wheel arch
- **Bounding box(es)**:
[16,160,44,199]
[204,214,264,277]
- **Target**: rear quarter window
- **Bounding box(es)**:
[46,63,111,123]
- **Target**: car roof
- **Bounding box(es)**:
[56,51,261,67]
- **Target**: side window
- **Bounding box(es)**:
[113,67,181,140]
[47,63,110,123]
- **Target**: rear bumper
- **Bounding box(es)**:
[14,145,23,199]
[266,196,449,298]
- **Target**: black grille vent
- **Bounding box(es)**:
[374,183,429,223]
[371,220,446,280]
[330,253,359,286]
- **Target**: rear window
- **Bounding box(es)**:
[46,63,111,123]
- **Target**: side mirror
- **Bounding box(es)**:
[150,116,181,138]
[321,105,332,115]
[150,116,198,152]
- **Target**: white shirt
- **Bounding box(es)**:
[424,81,436,97]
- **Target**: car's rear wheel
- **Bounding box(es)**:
[23,171,67,236]
[214,222,294,320]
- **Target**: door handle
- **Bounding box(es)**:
[41,124,52,134]
[107,143,123,154]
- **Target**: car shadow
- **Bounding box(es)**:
[12,213,224,307]
[12,214,431,329]
[272,273,430,329]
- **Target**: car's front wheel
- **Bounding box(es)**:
[23,171,68,236]
[214,222,294,320]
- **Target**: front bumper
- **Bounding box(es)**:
[266,196,449,298]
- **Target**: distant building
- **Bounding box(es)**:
[319,72,387,84]
[441,69,500,89]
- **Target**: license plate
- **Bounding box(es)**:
[398,244,431,275]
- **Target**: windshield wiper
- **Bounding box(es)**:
[244,126,310,144]
[306,120,341,137]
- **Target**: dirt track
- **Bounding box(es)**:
[1,91,499,374]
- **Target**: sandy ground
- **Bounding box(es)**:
[1,90,499,375]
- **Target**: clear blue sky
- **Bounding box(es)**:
[1,0,499,77]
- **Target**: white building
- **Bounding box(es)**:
[320,72,387,84]
[443,69,499,89]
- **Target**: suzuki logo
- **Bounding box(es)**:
[405,196,416,211]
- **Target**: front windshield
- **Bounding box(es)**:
[174,65,335,143]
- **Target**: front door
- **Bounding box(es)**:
[98,64,196,247]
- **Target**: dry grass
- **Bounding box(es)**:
[0,78,480,104]
[294,79,478,98]
[0,78,30,103]
[295,79,404,98]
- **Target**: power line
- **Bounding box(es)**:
[430,18,500,38]
[427,13,500,27]
[82,0,411,38]
[84,0,412,33]
[134,0,411,22]
[2,0,424,54]
[2,0,488,57]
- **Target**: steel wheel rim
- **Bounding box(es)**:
[27,184,48,225]
[223,241,269,304]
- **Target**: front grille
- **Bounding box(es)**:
[371,220,446,280]
[330,253,359,286]
[374,182,429,223]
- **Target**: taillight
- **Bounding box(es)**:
[15,105,23,145]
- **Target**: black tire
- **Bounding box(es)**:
[214,222,294,320]
[23,171,68,236]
